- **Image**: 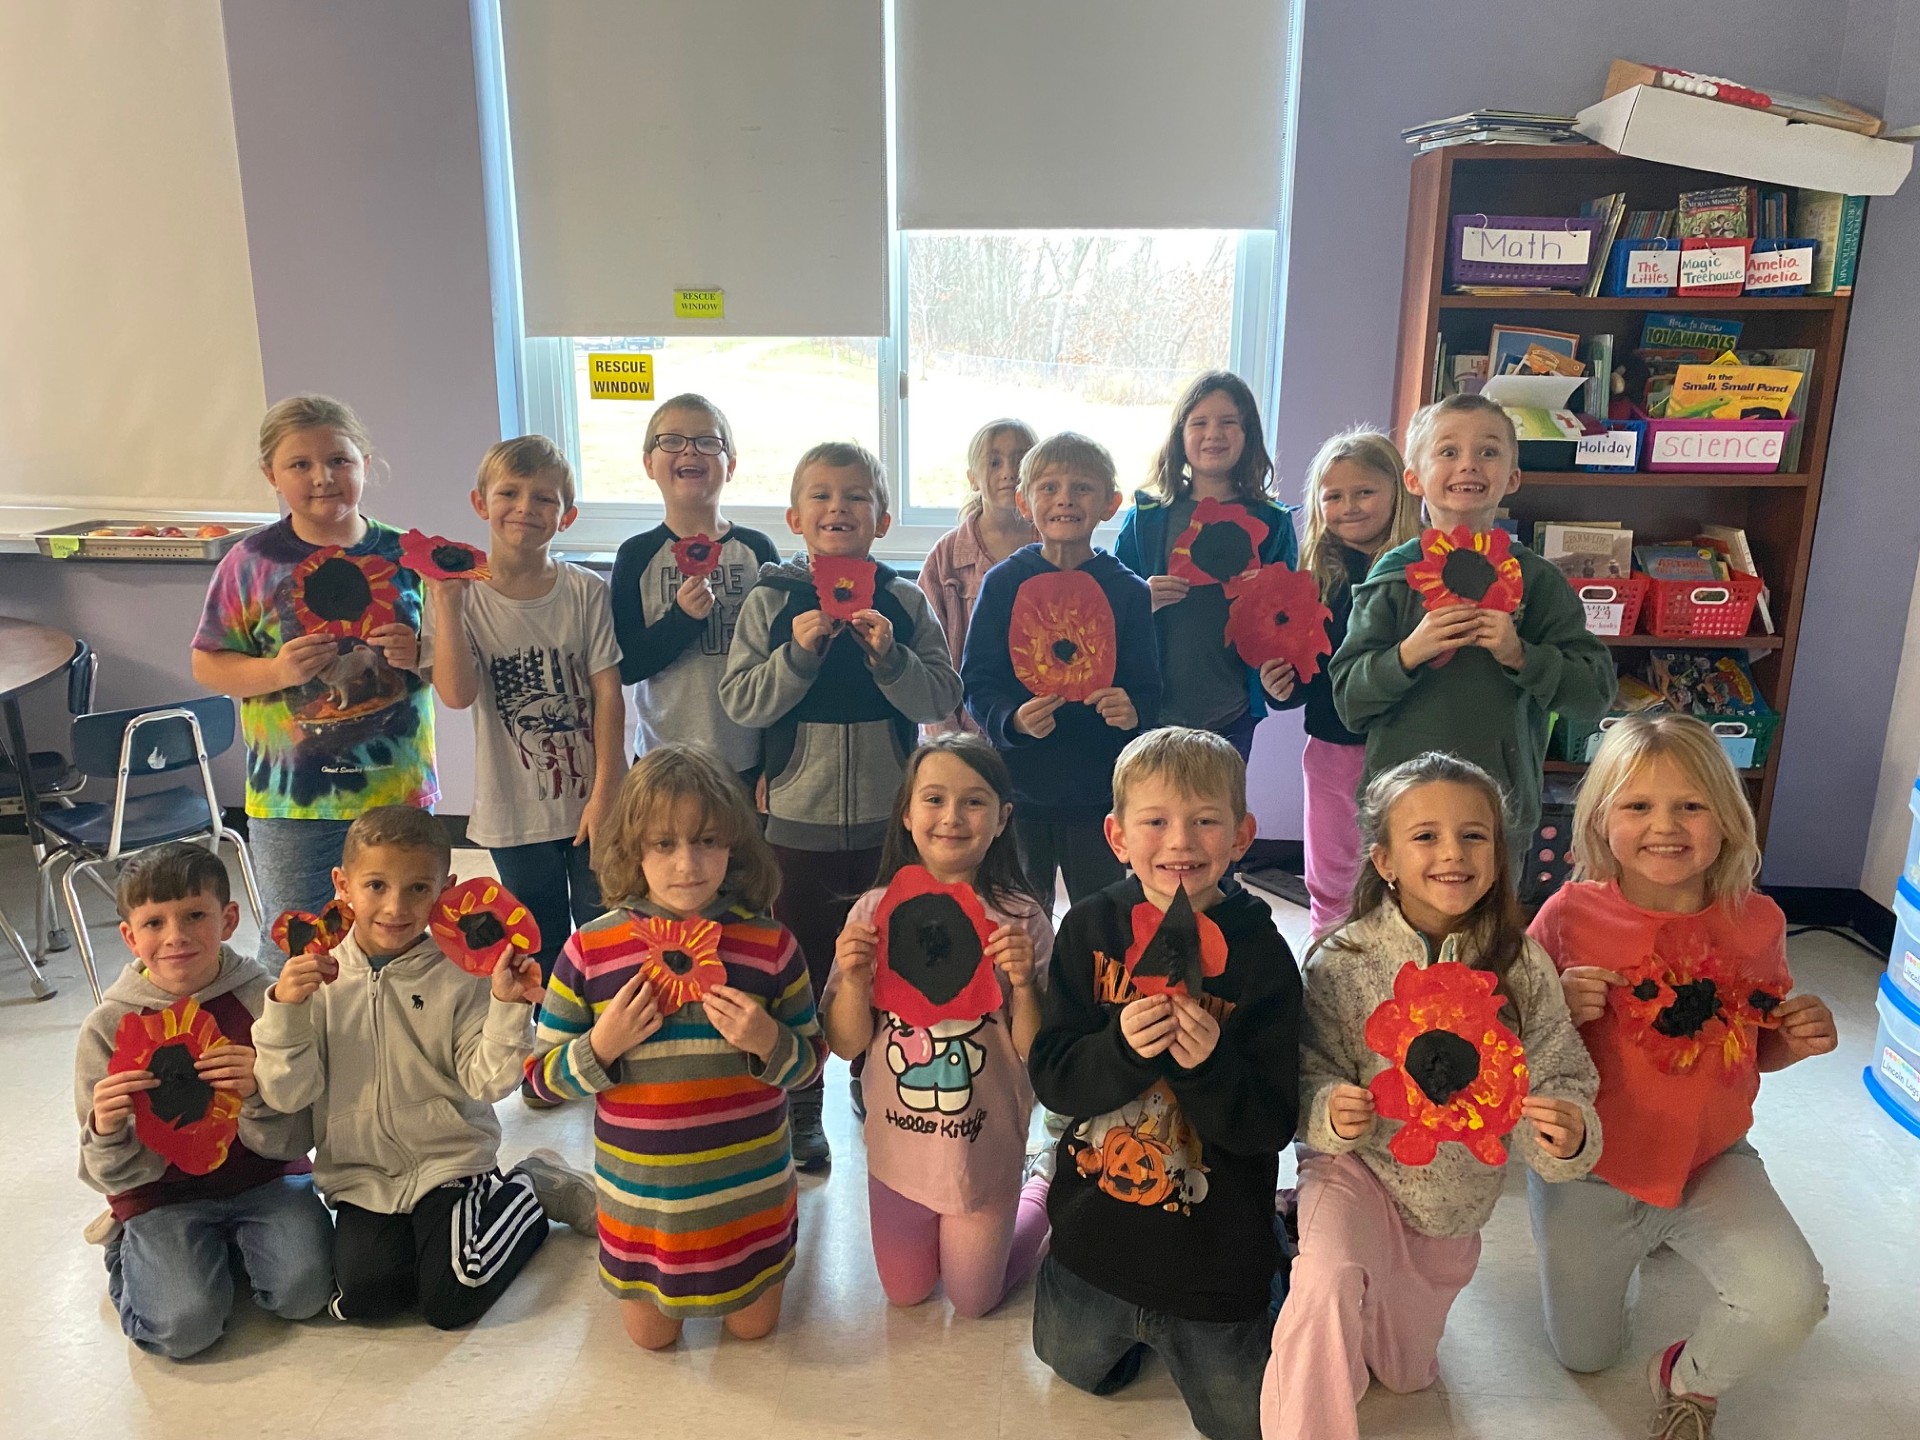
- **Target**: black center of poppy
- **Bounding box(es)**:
[1404,1028,1481,1106]
[1190,523,1254,581]
[662,948,694,976]
[1632,978,1660,1002]
[835,578,855,598]
[889,893,983,1006]
[1051,638,1080,664]
[685,542,712,564]
[1133,890,1204,993]
[146,1041,215,1128]
[286,915,320,955]
[1748,989,1781,1017]
[305,557,373,621]
[1272,609,1290,627]
[457,910,508,951]
[431,544,476,572]
[1439,548,1497,602]
[1652,978,1722,1038]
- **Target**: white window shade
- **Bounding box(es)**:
[500,0,890,338]
[897,1,1291,230]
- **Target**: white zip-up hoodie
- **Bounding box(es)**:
[252,930,534,1214]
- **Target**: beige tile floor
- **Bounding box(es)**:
[1,836,1915,1438]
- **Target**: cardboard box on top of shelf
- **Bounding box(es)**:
[1575,85,1911,196]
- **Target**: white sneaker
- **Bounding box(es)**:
[514,1149,598,1232]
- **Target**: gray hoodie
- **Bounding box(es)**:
[1299,903,1602,1238]
[76,946,313,1213]
[251,930,534,1214]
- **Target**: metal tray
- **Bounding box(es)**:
[35,520,264,562]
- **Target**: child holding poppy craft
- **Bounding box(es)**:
[821,734,1053,1317]
[720,441,962,1169]
[962,431,1159,904]
[1029,728,1300,1440]
[1328,393,1613,862]
[76,844,332,1359]
[612,394,780,788]
[1266,429,1423,937]
[1114,371,1297,761]
[190,395,437,971]
[1528,715,1831,1438]
[425,435,624,989]
[1263,752,1599,1440]
[252,805,596,1329]
[525,745,823,1349]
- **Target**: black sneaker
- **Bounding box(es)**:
[789,1088,831,1172]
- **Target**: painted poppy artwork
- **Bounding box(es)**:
[672,533,724,579]
[398,530,491,583]
[1224,563,1334,681]
[1122,887,1228,998]
[1365,961,1529,1166]
[1008,569,1118,703]
[271,899,354,982]
[1168,498,1267,594]
[872,866,1001,1028]
[1404,526,1524,614]
[107,998,244,1176]
[627,914,728,1015]
[813,555,877,621]
[291,548,402,639]
[1611,919,1780,1078]
[430,877,542,978]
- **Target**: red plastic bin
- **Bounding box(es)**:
[1640,573,1764,639]
[1573,577,1649,637]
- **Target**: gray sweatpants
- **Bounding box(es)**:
[1525,1141,1827,1398]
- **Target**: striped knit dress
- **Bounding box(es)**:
[526,898,824,1317]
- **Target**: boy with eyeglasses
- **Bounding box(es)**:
[612,395,780,791]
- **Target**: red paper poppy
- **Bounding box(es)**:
[625,914,728,1015]
[1611,919,1777,1078]
[1122,888,1227,998]
[430,877,542,977]
[1008,569,1118,703]
[1404,526,1524,614]
[872,865,1000,1028]
[1168,498,1267,594]
[1366,961,1529,1166]
[271,899,354,981]
[291,548,402,639]
[813,555,877,620]
[107,998,244,1176]
[672,533,723,579]
[1224,563,1334,681]
[399,529,491,583]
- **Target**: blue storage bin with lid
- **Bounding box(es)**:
[1863,973,1920,1141]
[1903,778,1920,891]
[1891,878,1920,1013]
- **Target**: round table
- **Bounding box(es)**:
[0,615,77,999]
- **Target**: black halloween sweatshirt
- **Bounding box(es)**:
[1029,876,1303,1321]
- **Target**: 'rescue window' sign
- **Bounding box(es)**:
[588,352,653,400]
[674,288,724,319]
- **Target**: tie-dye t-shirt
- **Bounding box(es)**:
[192,517,438,819]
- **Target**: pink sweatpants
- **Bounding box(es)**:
[867,1173,1051,1319]
[1302,738,1369,938]
[1262,1153,1482,1440]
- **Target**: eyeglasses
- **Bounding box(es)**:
[653,433,728,456]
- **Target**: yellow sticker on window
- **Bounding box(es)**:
[673,288,724,320]
[587,352,654,401]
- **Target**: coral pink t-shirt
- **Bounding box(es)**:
[1529,880,1790,1207]
[824,887,1052,1214]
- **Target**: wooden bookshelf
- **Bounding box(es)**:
[1393,144,1859,844]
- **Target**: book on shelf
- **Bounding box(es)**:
[1579,192,1628,296]
[1489,324,1581,376]
[1583,332,1614,415]
[1695,524,1776,633]
[1641,313,1742,350]
[1677,186,1755,238]
[1634,544,1728,581]
[1402,111,1583,147]
[1536,521,1633,580]
[1793,191,1867,294]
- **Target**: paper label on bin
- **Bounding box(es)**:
[1903,950,1920,993]
[47,536,79,558]
[1881,1046,1920,1105]
[1575,430,1639,468]
[1747,246,1814,288]
[1459,226,1591,266]
[1649,426,1784,468]
[1582,601,1626,634]
[1628,250,1681,287]
[1679,246,1747,288]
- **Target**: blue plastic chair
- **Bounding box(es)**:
[35,696,261,1001]
[0,639,98,966]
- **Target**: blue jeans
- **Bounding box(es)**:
[105,1174,334,1358]
[248,818,353,972]
[490,838,604,979]
[1032,1254,1270,1440]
